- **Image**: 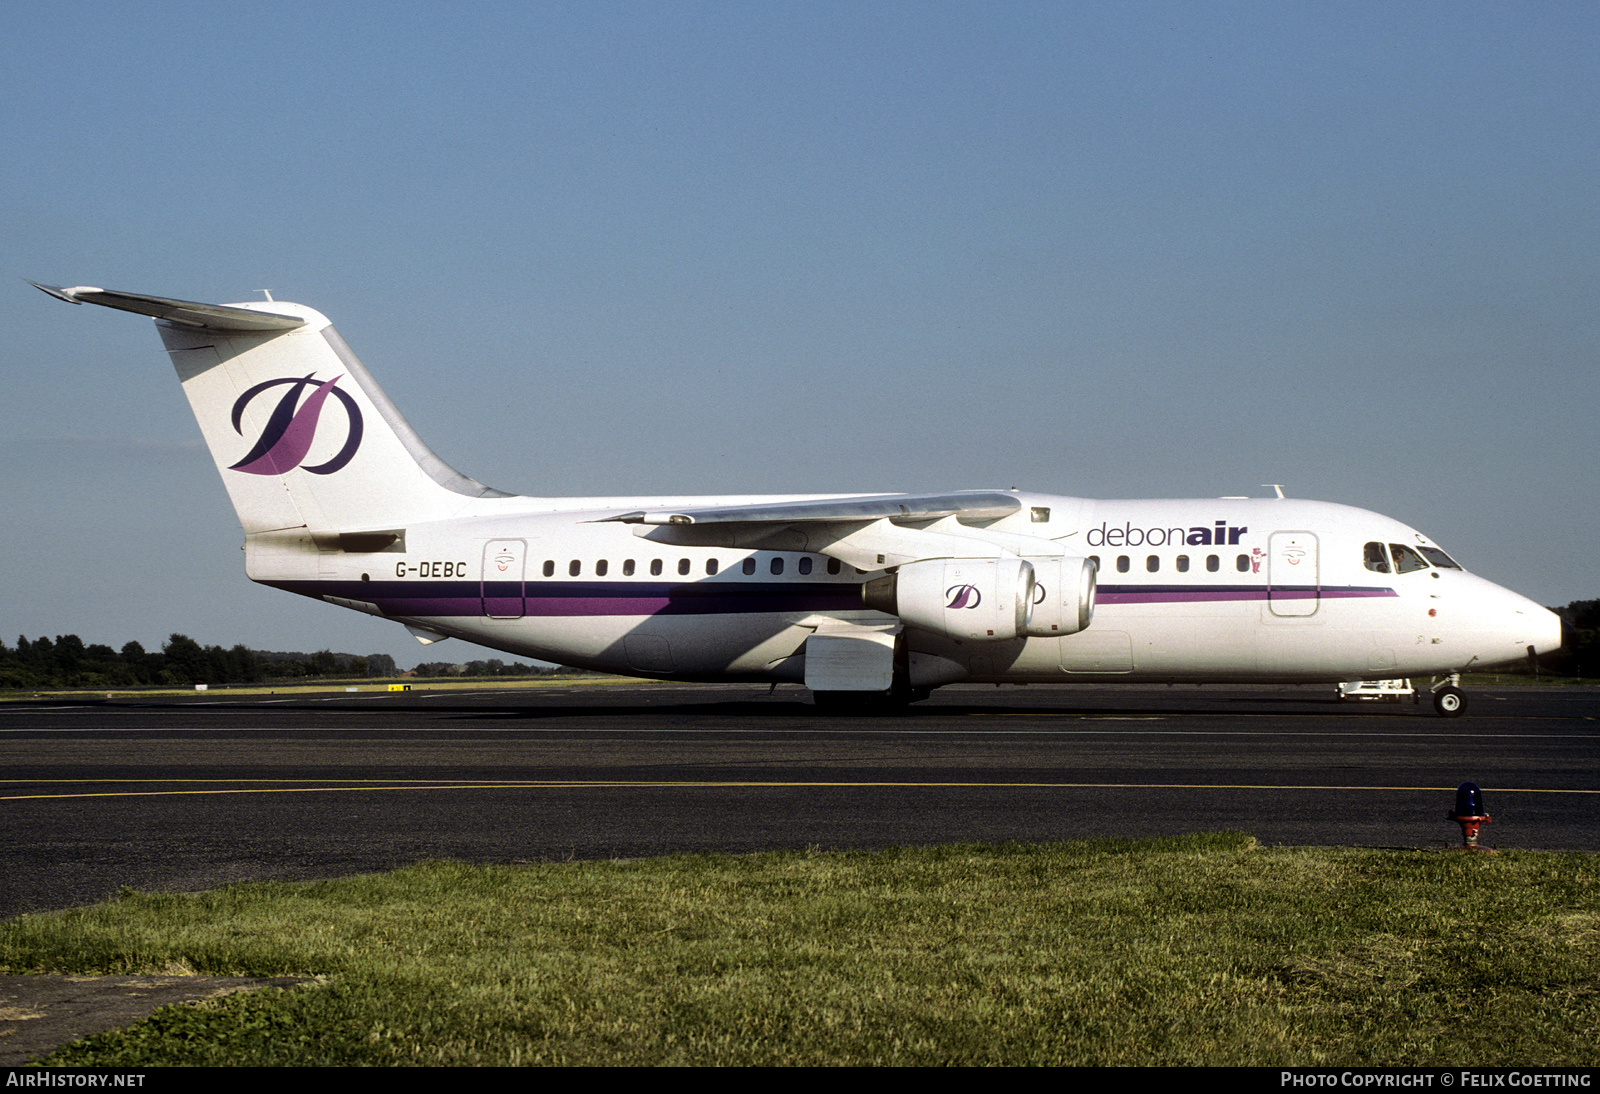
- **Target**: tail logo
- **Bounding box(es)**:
[228,374,364,476]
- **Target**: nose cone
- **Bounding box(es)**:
[1455,573,1563,666]
[1529,603,1565,658]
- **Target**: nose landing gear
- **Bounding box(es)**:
[1427,674,1466,718]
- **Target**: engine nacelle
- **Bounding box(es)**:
[862,557,1035,641]
[1022,556,1096,636]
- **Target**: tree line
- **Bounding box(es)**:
[0,634,395,690]
[412,659,561,677]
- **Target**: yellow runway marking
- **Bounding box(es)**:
[2,779,1596,801]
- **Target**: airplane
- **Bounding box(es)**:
[33,282,1564,717]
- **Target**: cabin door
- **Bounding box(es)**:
[482,539,526,619]
[1267,531,1319,617]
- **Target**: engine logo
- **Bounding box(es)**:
[945,584,982,610]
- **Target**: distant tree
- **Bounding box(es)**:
[1548,602,1598,679]
[20,637,51,670]
[219,644,262,684]
[0,652,46,688]
[160,634,209,686]
[119,641,158,684]
[1555,600,1600,630]
[52,635,87,679]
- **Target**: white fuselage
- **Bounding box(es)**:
[249,491,1560,687]
[34,285,1559,694]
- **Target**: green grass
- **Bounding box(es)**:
[4,835,1597,1066]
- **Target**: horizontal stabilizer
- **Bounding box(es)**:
[36,280,514,534]
[28,282,305,331]
[605,490,1021,527]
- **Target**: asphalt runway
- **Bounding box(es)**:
[2,681,1597,919]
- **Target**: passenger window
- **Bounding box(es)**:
[771,557,785,575]
[568,560,581,577]
[650,559,663,576]
[1363,542,1391,574]
[1116,556,1130,573]
[705,559,718,575]
[1176,555,1189,573]
[542,560,555,578]
[678,558,691,576]
[1389,544,1429,574]
[623,559,635,577]
[1146,555,1159,573]
[742,558,756,575]
[799,557,813,575]
[595,559,608,577]
[1236,554,1249,572]
[827,558,841,575]
[1088,555,1100,570]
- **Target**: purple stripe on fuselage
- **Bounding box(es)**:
[525,596,671,617]
[269,579,862,618]
[524,591,862,616]
[1096,584,1396,605]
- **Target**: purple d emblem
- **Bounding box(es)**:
[945,584,982,610]
[229,373,364,476]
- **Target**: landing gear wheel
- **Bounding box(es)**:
[1433,686,1466,718]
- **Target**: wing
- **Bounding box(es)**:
[605,489,1021,527]
[606,489,1092,643]
[604,490,1050,571]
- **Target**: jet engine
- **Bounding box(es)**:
[862,555,1096,641]
[1021,556,1096,636]
[861,558,1035,641]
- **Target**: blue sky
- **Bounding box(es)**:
[3,2,1596,667]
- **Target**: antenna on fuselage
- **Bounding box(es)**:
[1262,484,1286,499]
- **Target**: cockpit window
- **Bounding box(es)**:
[1418,546,1462,570]
[1389,544,1429,574]
[1363,542,1391,574]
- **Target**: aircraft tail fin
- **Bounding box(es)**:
[34,283,513,534]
